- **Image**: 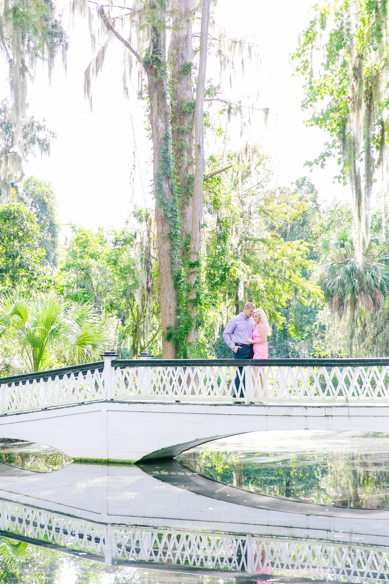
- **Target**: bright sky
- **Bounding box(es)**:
[2,0,350,231]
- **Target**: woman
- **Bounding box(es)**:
[246,308,271,399]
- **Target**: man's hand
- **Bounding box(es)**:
[232,346,241,353]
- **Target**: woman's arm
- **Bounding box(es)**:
[247,338,266,344]
[246,325,267,344]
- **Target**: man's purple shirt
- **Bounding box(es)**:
[223,313,255,350]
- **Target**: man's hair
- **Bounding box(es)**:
[244,302,255,310]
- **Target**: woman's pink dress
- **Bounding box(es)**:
[252,327,268,359]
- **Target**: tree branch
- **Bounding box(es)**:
[89,1,133,9]
[97,6,142,63]
[204,164,233,180]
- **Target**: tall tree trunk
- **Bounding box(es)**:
[187,0,211,343]
[145,1,178,358]
[169,0,195,254]
[349,297,357,357]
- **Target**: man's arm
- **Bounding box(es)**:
[223,318,237,349]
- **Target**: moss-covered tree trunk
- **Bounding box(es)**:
[187,0,211,343]
[145,1,178,359]
[169,0,195,253]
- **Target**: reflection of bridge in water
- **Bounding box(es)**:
[0,355,389,461]
[0,462,389,582]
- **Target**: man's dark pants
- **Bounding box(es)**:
[233,344,253,398]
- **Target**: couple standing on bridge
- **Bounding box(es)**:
[223,302,271,398]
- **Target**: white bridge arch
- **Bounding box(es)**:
[0,355,388,461]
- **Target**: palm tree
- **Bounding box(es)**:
[0,537,27,578]
[317,231,389,356]
[0,293,109,371]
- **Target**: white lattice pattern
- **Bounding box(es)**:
[114,527,248,570]
[254,538,389,583]
[112,364,389,403]
[0,367,104,414]
[0,499,388,581]
[1,360,389,414]
[0,500,105,555]
[112,365,242,401]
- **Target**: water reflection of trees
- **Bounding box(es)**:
[0,539,240,583]
[0,451,72,472]
[180,447,389,509]
[0,537,61,583]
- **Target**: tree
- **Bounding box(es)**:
[0,200,49,292]
[0,2,67,196]
[317,231,389,356]
[292,0,389,263]
[59,217,160,357]
[0,293,108,371]
[196,153,323,358]
[19,176,59,267]
[82,0,251,357]
[0,101,56,199]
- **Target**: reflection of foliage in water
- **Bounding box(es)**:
[180,449,327,497]
[0,537,61,583]
[180,445,389,509]
[0,451,72,473]
[0,538,240,583]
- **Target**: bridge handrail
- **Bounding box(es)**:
[0,361,104,387]
[113,357,389,368]
[112,357,389,404]
[2,356,389,415]
[2,358,389,384]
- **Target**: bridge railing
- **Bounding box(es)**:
[0,362,104,415]
[0,497,388,580]
[1,356,389,414]
[112,358,389,404]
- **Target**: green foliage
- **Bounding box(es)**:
[0,200,49,292]
[0,292,108,371]
[0,537,62,583]
[317,231,389,356]
[292,0,389,258]
[198,152,324,358]
[0,100,57,197]
[58,219,160,358]
[7,0,67,57]
[20,176,59,267]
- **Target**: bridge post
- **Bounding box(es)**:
[246,534,254,572]
[102,352,117,400]
[244,366,252,405]
[103,524,114,568]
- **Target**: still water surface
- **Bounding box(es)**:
[179,430,389,509]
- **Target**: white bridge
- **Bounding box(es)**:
[0,354,389,461]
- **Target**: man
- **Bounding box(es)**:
[223,302,255,398]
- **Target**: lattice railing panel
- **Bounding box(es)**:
[112,364,389,403]
[253,538,389,583]
[0,367,104,414]
[0,501,105,555]
[112,365,243,401]
[114,527,248,570]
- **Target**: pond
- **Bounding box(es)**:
[0,430,388,583]
[178,430,389,509]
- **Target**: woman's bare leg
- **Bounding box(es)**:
[261,368,268,399]
[253,366,260,399]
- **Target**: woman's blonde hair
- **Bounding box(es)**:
[253,308,271,335]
